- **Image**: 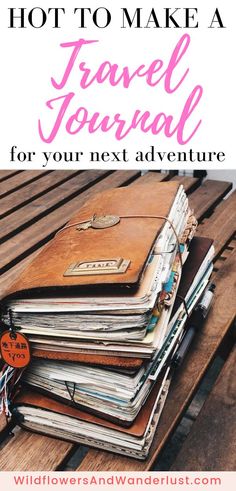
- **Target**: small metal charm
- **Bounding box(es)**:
[76,221,92,231]
[76,215,120,231]
[91,215,120,229]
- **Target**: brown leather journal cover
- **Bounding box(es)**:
[3,182,180,300]
[14,375,163,438]
[32,349,144,369]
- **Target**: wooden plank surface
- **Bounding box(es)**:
[0,428,73,471]
[0,247,44,297]
[0,172,213,289]
[131,173,200,195]
[171,175,199,193]
[0,172,235,472]
[0,170,82,218]
[213,240,236,272]
[77,250,236,471]
[0,414,8,434]
[197,191,236,257]
[0,171,140,274]
[188,180,232,220]
[0,171,22,183]
[0,170,139,291]
[0,170,107,242]
[171,344,236,471]
[132,176,223,223]
[0,171,51,199]
[130,171,167,185]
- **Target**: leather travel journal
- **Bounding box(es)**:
[2,181,180,300]
[13,384,156,437]
[0,181,192,371]
[21,235,214,428]
[31,236,213,369]
[13,367,167,439]
[31,350,144,369]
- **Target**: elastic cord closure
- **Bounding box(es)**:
[55,214,183,269]
[64,381,76,405]
[176,294,190,319]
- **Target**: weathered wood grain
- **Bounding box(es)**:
[130,172,168,185]
[0,247,44,298]
[131,173,200,195]
[214,256,233,273]
[0,170,108,242]
[0,170,82,218]
[0,414,8,434]
[171,175,200,193]
[0,428,73,471]
[197,191,236,257]
[0,171,51,199]
[0,171,140,274]
[0,171,22,183]
[171,345,236,471]
[188,180,232,221]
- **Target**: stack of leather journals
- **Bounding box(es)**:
[0,182,214,459]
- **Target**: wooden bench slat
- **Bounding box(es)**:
[0,248,44,298]
[0,170,82,218]
[0,171,140,275]
[221,247,236,259]
[0,428,73,471]
[0,171,207,286]
[197,191,236,257]
[130,171,168,185]
[132,177,232,224]
[171,345,236,471]
[0,170,140,294]
[0,414,8,434]
[0,172,218,276]
[0,172,235,472]
[131,173,201,195]
[188,180,232,221]
[0,170,108,242]
[77,250,236,471]
[213,246,235,272]
[0,171,51,200]
[171,175,200,193]
[0,171,23,183]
